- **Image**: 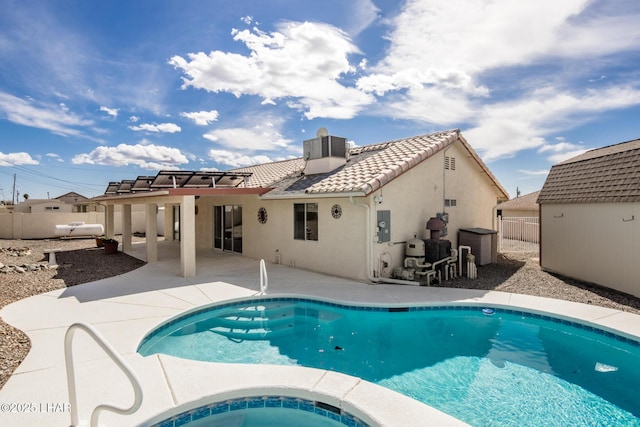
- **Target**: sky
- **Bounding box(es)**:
[1,0,639,202]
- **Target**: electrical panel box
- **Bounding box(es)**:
[377,210,391,243]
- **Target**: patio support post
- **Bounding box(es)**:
[145,203,158,263]
[122,204,132,252]
[163,203,173,241]
[105,204,115,238]
[180,195,196,277]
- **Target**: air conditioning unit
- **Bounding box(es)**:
[303,136,347,160]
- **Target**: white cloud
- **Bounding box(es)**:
[0,152,39,166]
[45,153,64,162]
[208,150,273,168]
[359,0,589,97]
[203,119,294,151]
[518,169,549,176]
[464,86,640,161]
[180,110,219,126]
[203,126,291,152]
[169,21,373,119]
[72,143,189,169]
[99,106,119,118]
[0,92,91,137]
[355,0,640,162]
[537,138,587,163]
[129,123,181,133]
[344,0,380,36]
[129,116,140,122]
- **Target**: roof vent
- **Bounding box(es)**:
[303,128,348,175]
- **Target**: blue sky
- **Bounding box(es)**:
[1,0,639,201]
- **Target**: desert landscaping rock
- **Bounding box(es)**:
[0,237,145,389]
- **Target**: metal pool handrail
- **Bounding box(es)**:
[259,259,268,294]
[64,322,143,427]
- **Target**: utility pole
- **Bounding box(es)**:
[12,173,16,205]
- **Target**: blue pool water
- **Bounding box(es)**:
[138,298,640,426]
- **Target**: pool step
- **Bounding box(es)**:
[208,321,297,340]
[203,302,300,340]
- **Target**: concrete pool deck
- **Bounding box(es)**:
[1,241,639,427]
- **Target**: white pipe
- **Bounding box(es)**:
[349,196,420,286]
[458,245,472,277]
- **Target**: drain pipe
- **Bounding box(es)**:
[349,196,420,286]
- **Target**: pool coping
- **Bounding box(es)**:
[1,251,639,427]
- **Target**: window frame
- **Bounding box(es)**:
[293,202,318,241]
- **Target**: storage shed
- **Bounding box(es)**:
[458,228,497,265]
[537,138,640,298]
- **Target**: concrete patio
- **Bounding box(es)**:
[1,241,639,426]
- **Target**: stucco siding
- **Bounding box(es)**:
[540,202,640,297]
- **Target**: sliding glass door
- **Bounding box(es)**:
[213,205,242,253]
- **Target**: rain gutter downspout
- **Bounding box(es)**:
[349,195,420,286]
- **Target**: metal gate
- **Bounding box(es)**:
[497,216,539,253]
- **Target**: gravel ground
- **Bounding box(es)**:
[1,240,639,391]
[0,237,145,389]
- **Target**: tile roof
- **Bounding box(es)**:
[498,191,540,211]
[537,138,640,204]
[246,129,508,199]
[230,158,305,188]
[100,130,509,201]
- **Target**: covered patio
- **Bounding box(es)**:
[97,186,270,278]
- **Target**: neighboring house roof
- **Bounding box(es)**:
[55,192,89,203]
[498,191,540,211]
[100,129,509,201]
[538,138,640,204]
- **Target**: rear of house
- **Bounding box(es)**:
[98,129,508,282]
[537,138,640,298]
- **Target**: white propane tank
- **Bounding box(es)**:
[54,222,105,237]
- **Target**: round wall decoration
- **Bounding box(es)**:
[331,204,342,219]
[257,207,268,224]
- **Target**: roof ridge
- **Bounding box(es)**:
[560,138,640,165]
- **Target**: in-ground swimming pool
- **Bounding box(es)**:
[138,298,640,426]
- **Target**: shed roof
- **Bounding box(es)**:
[537,138,640,204]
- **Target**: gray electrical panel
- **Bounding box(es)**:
[377,210,391,243]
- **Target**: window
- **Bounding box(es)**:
[445,156,456,170]
[45,206,60,211]
[445,199,457,207]
[294,203,318,241]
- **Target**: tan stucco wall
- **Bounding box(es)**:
[0,204,162,239]
[189,194,369,281]
[184,140,505,282]
[0,212,104,239]
[540,202,640,297]
[14,200,72,213]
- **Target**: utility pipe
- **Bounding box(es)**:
[458,245,472,277]
[349,196,420,286]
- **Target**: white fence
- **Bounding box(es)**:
[498,216,539,253]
